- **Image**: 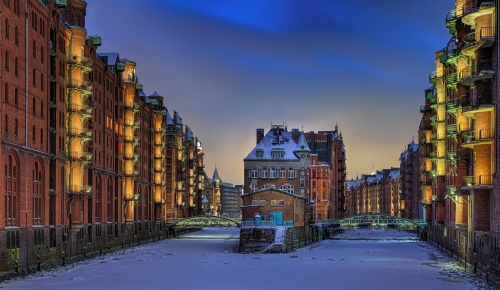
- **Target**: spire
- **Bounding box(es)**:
[213,166,220,181]
[335,122,338,131]
[295,132,311,152]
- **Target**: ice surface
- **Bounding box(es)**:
[1,228,494,290]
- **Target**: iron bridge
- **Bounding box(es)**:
[320,213,426,230]
[166,216,241,228]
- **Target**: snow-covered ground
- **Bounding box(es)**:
[1,228,495,290]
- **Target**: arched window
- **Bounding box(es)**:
[5,153,19,226]
[280,167,286,179]
[270,167,276,179]
[14,87,18,106]
[107,179,112,222]
[4,115,8,133]
[251,167,258,178]
[249,184,257,192]
[4,83,8,103]
[261,167,268,179]
[14,57,17,76]
[14,119,17,136]
[95,176,101,222]
[32,125,35,142]
[288,167,295,179]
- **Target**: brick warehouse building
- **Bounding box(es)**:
[0,0,207,272]
[345,168,400,216]
[242,125,311,226]
[418,0,500,283]
[304,125,347,219]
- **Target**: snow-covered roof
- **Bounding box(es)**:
[120,58,135,63]
[389,169,400,180]
[245,128,307,160]
[149,91,162,98]
[98,52,119,66]
[138,91,146,98]
[174,110,183,125]
[187,127,193,139]
[166,111,174,125]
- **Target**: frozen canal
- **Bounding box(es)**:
[1,228,493,290]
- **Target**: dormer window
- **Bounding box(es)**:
[271,148,284,159]
[256,149,263,159]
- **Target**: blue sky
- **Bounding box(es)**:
[86,0,454,184]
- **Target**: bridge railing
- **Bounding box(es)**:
[241,221,276,228]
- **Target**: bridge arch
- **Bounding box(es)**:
[168,216,241,228]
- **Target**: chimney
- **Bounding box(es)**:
[291,128,300,143]
[256,128,264,145]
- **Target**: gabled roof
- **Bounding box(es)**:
[245,128,302,160]
[295,132,311,153]
[120,58,135,63]
[187,127,193,139]
[149,91,162,98]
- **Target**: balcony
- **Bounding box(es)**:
[67,151,92,163]
[123,154,139,162]
[461,60,494,86]
[446,124,457,139]
[431,133,445,144]
[123,102,140,112]
[446,72,459,89]
[67,79,93,94]
[67,104,93,118]
[124,170,140,178]
[446,9,457,33]
[67,127,92,138]
[461,1,495,27]
[446,98,461,116]
[89,35,102,47]
[67,56,93,73]
[446,185,459,196]
[461,26,495,56]
[420,105,431,114]
[458,122,472,132]
[462,94,494,115]
[429,71,443,85]
[430,151,445,164]
[462,175,493,190]
[462,128,494,147]
[67,185,92,196]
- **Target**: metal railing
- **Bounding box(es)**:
[462,128,493,143]
[462,94,493,113]
[462,175,492,186]
[67,104,93,115]
[67,127,92,137]
[241,221,276,227]
[67,56,93,68]
[67,79,93,91]
[67,185,92,195]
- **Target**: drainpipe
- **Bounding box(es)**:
[24,0,29,272]
[495,0,499,179]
